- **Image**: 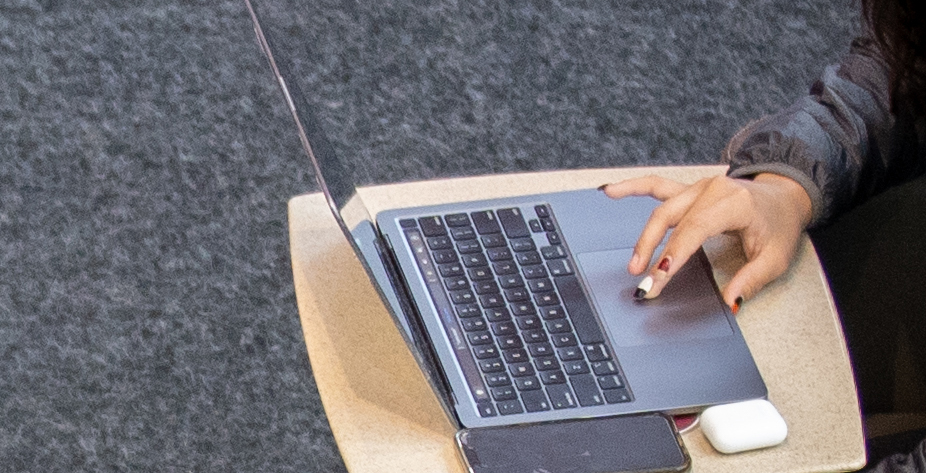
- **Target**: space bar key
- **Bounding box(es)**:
[554,274,605,344]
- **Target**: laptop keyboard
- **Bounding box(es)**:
[400,204,632,418]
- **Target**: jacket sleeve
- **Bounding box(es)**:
[723,37,924,228]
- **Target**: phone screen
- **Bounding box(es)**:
[456,414,690,473]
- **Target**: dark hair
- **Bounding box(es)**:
[862,0,926,114]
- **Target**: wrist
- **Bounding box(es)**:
[752,173,813,229]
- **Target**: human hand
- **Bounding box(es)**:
[599,173,813,312]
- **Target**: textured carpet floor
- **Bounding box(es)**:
[1,0,855,470]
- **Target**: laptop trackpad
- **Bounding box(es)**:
[576,249,732,347]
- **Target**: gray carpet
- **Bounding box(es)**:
[0,0,855,470]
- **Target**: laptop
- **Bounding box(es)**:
[246,0,767,429]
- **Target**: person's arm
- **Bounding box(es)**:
[602,34,919,308]
[726,36,921,227]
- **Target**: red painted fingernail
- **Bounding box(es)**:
[731,296,744,315]
[657,257,671,273]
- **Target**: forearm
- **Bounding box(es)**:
[725,36,918,227]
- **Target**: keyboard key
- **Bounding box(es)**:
[603,388,632,404]
[503,287,530,302]
[479,359,505,373]
[450,289,475,304]
[444,277,468,291]
[427,236,452,249]
[485,373,512,387]
[515,376,541,391]
[486,247,513,261]
[515,316,541,330]
[527,342,554,357]
[557,346,583,361]
[467,267,492,280]
[491,385,517,401]
[472,345,499,359]
[474,280,500,295]
[450,226,476,240]
[534,356,560,371]
[497,208,531,238]
[509,238,535,252]
[509,362,535,377]
[497,399,524,415]
[534,292,560,306]
[546,319,572,333]
[471,211,501,234]
[527,278,554,293]
[541,245,567,260]
[456,304,481,318]
[540,369,567,385]
[480,234,506,248]
[521,389,552,412]
[522,329,548,344]
[540,217,556,232]
[516,251,542,266]
[584,344,611,362]
[547,231,562,245]
[432,249,458,264]
[492,261,518,275]
[497,335,523,350]
[476,402,497,417]
[570,374,605,406]
[484,308,510,322]
[491,321,516,336]
[478,294,504,308]
[534,204,550,218]
[555,274,605,344]
[529,219,543,233]
[546,259,574,276]
[591,360,619,375]
[546,384,577,409]
[502,348,528,364]
[522,265,548,279]
[445,213,471,227]
[461,318,488,332]
[540,305,566,320]
[510,302,536,316]
[456,240,482,254]
[418,216,447,237]
[468,332,493,345]
[598,374,624,390]
[563,360,590,375]
[399,218,417,228]
[439,263,464,277]
[551,333,577,347]
[498,274,524,289]
[462,253,488,267]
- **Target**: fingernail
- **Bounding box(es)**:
[657,256,671,273]
[634,276,653,300]
[731,296,744,315]
[597,184,609,191]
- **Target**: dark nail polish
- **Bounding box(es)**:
[597,184,608,191]
[634,288,647,300]
[731,296,744,315]
[657,257,670,272]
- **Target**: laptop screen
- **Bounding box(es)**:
[245,0,458,420]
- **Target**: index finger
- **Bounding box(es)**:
[600,175,688,202]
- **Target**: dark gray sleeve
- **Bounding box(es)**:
[724,37,923,227]
[865,436,926,473]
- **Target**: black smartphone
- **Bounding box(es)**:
[455,414,690,473]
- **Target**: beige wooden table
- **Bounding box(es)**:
[289,165,866,473]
